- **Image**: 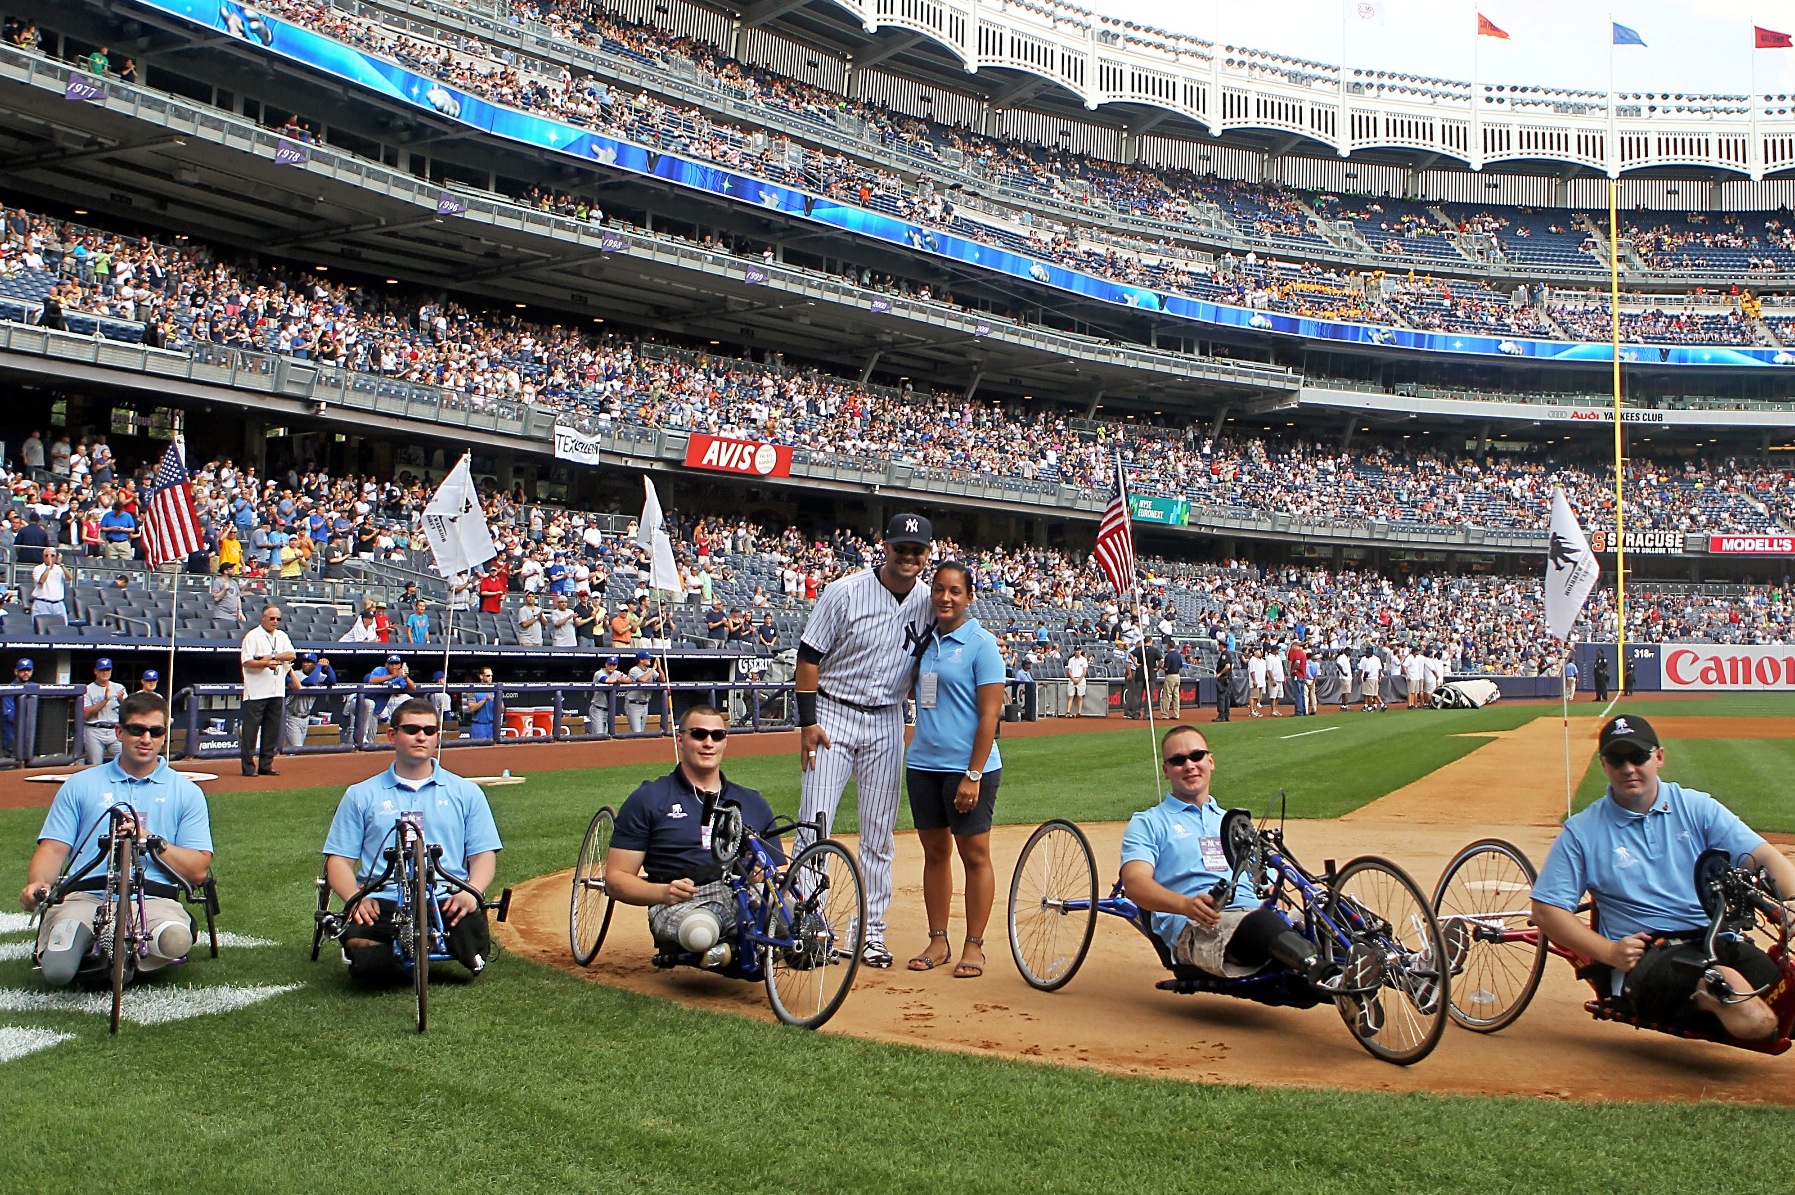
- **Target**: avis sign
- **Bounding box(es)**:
[1661,644,1795,691]
[684,434,793,478]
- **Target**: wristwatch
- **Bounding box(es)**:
[964,768,983,782]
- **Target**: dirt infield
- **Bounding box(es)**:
[499,710,1795,1105]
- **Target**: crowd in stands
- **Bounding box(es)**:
[35,0,1795,353]
[9,198,1795,539]
[6,431,1795,675]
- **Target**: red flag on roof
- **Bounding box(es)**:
[1758,26,1793,49]
[1477,13,1509,38]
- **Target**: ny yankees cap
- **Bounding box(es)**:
[884,512,932,545]
[1598,714,1658,754]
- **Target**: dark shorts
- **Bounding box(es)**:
[339,897,491,977]
[907,768,1000,836]
[1619,932,1782,1029]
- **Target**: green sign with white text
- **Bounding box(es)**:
[1129,495,1189,526]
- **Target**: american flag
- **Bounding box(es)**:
[141,441,203,569]
[1092,460,1136,597]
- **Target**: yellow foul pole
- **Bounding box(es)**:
[1608,181,1627,687]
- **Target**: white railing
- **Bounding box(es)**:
[822,0,1795,179]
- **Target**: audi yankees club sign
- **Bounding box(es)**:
[1662,644,1795,691]
[684,434,793,478]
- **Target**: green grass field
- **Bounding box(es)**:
[5,699,1795,1193]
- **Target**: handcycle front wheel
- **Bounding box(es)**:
[1431,838,1546,1033]
[1327,856,1450,1066]
[310,874,332,962]
[411,833,429,1035]
[108,834,134,1036]
[569,807,617,967]
[1007,819,1098,992]
[764,839,865,1030]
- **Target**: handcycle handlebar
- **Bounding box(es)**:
[34,805,212,915]
[1694,851,1792,1005]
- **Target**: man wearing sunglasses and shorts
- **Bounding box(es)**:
[1120,725,1338,989]
[607,705,781,969]
[19,693,212,985]
[1532,714,1795,1040]
[322,698,502,981]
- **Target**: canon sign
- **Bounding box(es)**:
[1662,645,1795,691]
[684,434,793,478]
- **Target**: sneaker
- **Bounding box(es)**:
[861,938,893,968]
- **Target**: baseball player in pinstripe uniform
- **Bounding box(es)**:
[795,513,935,967]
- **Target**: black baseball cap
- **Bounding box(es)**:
[1599,715,1659,755]
[884,513,932,545]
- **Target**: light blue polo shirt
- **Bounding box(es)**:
[1533,780,1763,940]
[907,617,1004,773]
[323,763,503,899]
[1120,794,1258,950]
[38,758,212,887]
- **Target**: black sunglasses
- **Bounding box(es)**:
[1163,749,1211,767]
[121,723,167,738]
[1602,747,1652,767]
[681,727,729,742]
[393,723,440,737]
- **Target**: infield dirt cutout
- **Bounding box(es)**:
[500,712,1795,1105]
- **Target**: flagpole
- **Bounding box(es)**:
[1113,452,1161,803]
[163,566,179,759]
[1609,181,1628,704]
[437,597,453,762]
[1562,661,1573,817]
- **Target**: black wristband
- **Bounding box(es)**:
[796,690,818,727]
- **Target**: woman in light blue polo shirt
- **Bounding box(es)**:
[905,560,1005,979]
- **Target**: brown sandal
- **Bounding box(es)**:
[953,935,986,979]
[907,929,952,971]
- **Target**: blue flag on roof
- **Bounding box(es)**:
[1613,22,1646,46]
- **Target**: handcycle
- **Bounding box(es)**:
[31,802,220,1035]
[1433,838,1795,1054]
[1006,806,1452,1065]
[569,799,867,1030]
[311,811,513,1033]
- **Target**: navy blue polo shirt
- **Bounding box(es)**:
[613,767,780,885]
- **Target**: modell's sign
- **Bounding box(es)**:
[1709,535,1795,555]
[1662,645,1795,691]
[1588,529,1682,555]
[685,434,793,478]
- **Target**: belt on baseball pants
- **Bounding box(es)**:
[818,688,893,715]
[89,723,117,729]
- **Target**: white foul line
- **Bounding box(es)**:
[1279,726,1340,741]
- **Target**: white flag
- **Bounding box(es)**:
[1544,487,1600,640]
[422,454,498,577]
[639,476,682,596]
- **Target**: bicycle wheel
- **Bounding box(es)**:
[1327,856,1449,1066]
[765,840,864,1030]
[108,833,134,1036]
[1431,838,1546,1033]
[310,873,331,962]
[1007,820,1097,992]
[411,834,430,1035]
[569,807,617,966]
